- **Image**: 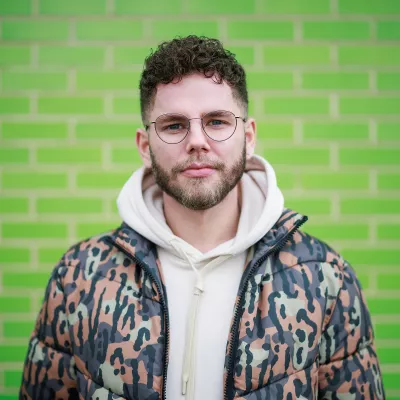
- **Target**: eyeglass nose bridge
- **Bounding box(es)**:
[185,116,208,136]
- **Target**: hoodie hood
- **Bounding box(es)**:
[117,154,285,262]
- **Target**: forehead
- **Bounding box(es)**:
[150,73,239,117]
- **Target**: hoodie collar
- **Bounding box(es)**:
[109,208,307,287]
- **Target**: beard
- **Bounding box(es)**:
[149,143,246,211]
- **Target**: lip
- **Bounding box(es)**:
[183,163,214,170]
[182,164,216,178]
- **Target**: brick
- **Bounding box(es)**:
[264,46,330,65]
[377,123,400,141]
[0,394,21,400]
[77,172,130,189]
[0,247,30,263]
[227,46,254,65]
[264,97,329,115]
[39,0,106,15]
[264,0,330,14]
[115,0,182,15]
[383,373,400,390]
[76,72,140,90]
[4,370,24,387]
[285,198,331,215]
[2,20,69,41]
[3,272,50,289]
[38,248,65,263]
[227,21,293,40]
[263,148,330,166]
[188,0,254,14]
[340,97,400,115]
[375,323,400,339]
[77,222,117,238]
[76,20,143,40]
[378,174,400,190]
[0,198,29,213]
[113,97,141,114]
[76,122,139,140]
[356,274,369,289]
[152,21,219,40]
[275,172,295,189]
[2,172,68,189]
[340,148,400,165]
[0,0,31,15]
[0,345,28,362]
[377,224,400,239]
[302,72,369,90]
[3,72,67,91]
[113,46,151,66]
[377,21,400,40]
[303,21,370,40]
[0,46,30,66]
[37,197,103,213]
[300,173,369,190]
[303,123,369,140]
[0,148,29,163]
[377,348,400,364]
[377,274,400,290]
[377,73,400,90]
[0,97,30,114]
[342,249,398,265]
[37,147,102,164]
[339,46,400,65]
[111,147,144,164]
[341,199,400,215]
[39,46,105,66]
[247,72,293,90]
[2,223,67,239]
[256,122,293,140]
[38,97,103,114]
[304,224,369,240]
[2,122,68,140]
[4,321,35,338]
[338,0,400,14]
[0,296,30,313]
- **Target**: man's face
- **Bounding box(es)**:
[143,73,250,211]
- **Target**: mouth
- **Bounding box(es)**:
[181,164,216,178]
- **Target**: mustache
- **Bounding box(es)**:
[171,158,225,174]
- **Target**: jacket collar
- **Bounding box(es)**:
[110,208,307,286]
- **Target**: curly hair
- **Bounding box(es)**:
[139,35,248,122]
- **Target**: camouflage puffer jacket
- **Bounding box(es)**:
[20,208,385,400]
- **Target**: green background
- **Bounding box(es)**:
[0,0,400,398]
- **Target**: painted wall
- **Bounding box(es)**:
[0,0,399,398]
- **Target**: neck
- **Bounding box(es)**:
[163,185,241,253]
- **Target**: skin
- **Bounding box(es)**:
[136,73,256,253]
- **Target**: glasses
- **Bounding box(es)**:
[145,110,247,144]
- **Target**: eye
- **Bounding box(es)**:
[209,119,224,126]
[167,123,183,130]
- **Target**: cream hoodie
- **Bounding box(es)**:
[117,154,284,400]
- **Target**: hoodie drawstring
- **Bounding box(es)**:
[170,239,232,399]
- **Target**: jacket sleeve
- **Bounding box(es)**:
[318,260,385,399]
[19,258,79,399]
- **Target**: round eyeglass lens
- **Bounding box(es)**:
[202,110,237,141]
[155,114,190,144]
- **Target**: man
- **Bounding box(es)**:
[20,36,384,399]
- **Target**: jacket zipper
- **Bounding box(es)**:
[223,216,308,400]
[107,238,170,400]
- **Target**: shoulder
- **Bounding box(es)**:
[53,226,130,285]
[271,229,349,303]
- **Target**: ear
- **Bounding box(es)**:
[244,117,256,160]
[136,128,152,168]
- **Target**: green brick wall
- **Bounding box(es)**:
[0,0,399,398]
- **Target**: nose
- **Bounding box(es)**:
[185,118,211,154]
